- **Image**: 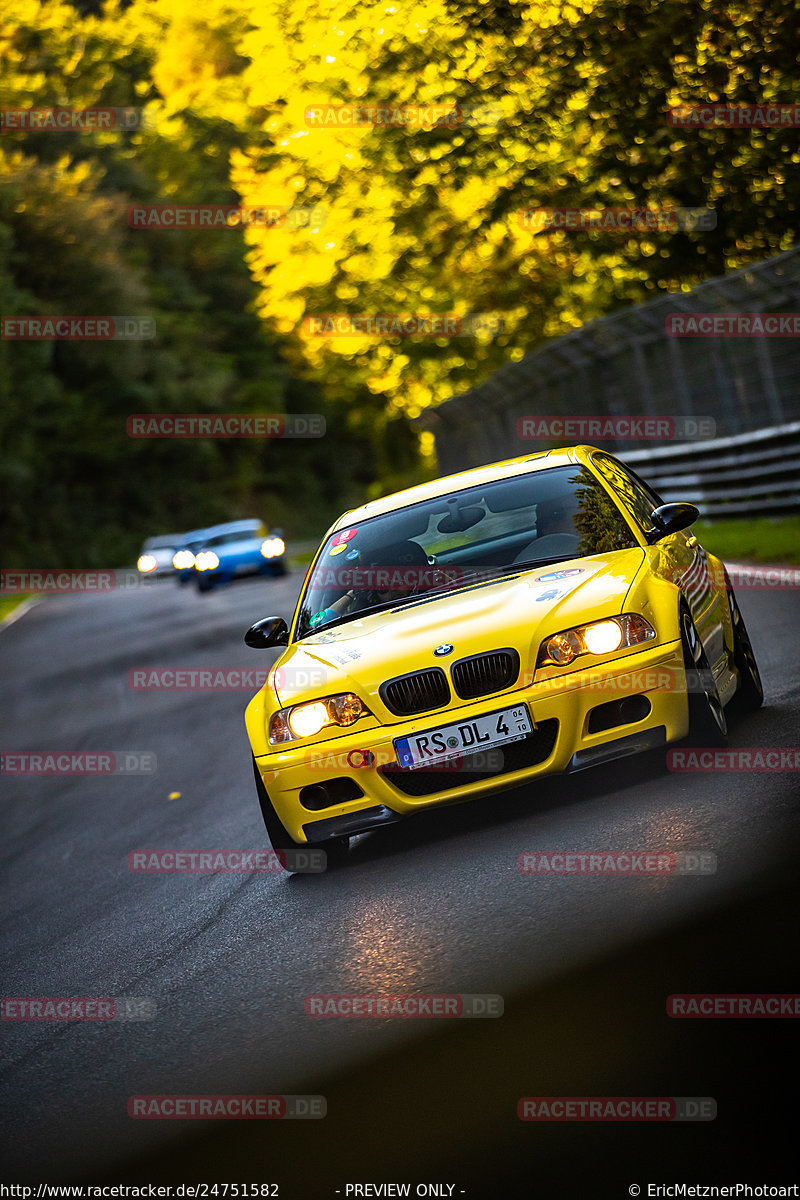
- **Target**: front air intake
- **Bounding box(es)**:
[380,668,450,716]
[451,649,520,700]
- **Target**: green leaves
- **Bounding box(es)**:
[1,0,796,566]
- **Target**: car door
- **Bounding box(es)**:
[590,452,726,671]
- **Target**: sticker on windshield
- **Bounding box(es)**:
[345,548,360,561]
[309,610,327,627]
[329,543,348,556]
[331,527,358,547]
[536,568,585,582]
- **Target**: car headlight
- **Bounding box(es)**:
[195,551,220,571]
[261,537,285,559]
[537,614,656,668]
[268,692,370,744]
[137,554,158,573]
[173,550,195,569]
[583,620,624,655]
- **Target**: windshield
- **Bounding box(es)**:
[295,464,636,639]
[201,525,266,548]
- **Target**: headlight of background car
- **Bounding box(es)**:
[269,693,370,744]
[261,536,285,559]
[173,549,195,569]
[537,614,656,668]
[137,554,158,573]
[195,551,220,571]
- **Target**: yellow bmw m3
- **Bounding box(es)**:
[244,445,763,865]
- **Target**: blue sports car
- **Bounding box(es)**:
[172,525,217,585]
[194,519,287,592]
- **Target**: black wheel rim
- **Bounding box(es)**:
[729,590,764,700]
[683,612,727,736]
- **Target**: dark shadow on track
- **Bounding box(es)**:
[109,859,800,1197]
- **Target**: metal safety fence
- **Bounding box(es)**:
[420,245,800,511]
[620,421,800,517]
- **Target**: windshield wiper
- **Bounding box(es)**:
[488,554,580,575]
[358,554,586,615]
[419,554,581,594]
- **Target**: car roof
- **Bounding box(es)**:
[183,519,263,540]
[330,446,595,529]
[143,533,184,547]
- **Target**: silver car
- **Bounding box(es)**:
[136,534,185,578]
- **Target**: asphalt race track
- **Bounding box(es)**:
[2,573,799,1195]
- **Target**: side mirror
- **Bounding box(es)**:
[245,616,289,648]
[647,502,700,542]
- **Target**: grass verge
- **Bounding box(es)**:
[0,594,33,623]
[693,516,800,564]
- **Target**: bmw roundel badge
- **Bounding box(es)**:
[433,644,454,656]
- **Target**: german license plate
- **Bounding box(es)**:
[394,704,533,770]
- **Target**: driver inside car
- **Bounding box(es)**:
[511,496,581,562]
[315,540,430,624]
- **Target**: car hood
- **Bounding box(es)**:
[271,549,645,714]
[214,539,262,560]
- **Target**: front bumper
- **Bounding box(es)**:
[253,640,688,844]
[196,557,286,584]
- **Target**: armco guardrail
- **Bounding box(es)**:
[420,245,800,481]
[619,422,800,518]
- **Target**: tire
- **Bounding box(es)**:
[727,584,764,712]
[680,607,728,746]
[251,758,349,870]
